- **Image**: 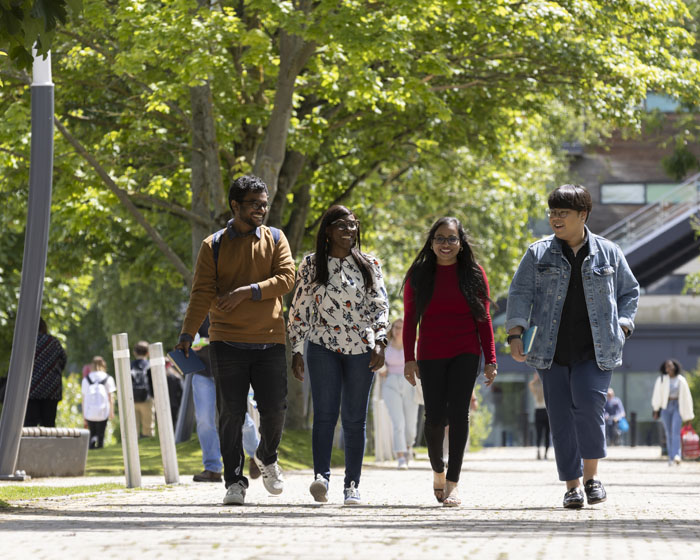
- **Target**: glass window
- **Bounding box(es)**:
[645,93,681,113]
[647,183,682,203]
[600,184,646,204]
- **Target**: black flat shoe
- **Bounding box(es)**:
[584,479,607,505]
[563,487,584,509]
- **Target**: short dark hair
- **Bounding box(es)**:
[548,184,592,222]
[228,175,269,207]
[659,358,682,375]
[134,341,149,357]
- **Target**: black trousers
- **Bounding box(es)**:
[418,353,480,483]
[24,399,59,427]
[535,407,550,451]
[88,420,108,448]
[209,342,288,488]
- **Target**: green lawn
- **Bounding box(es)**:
[85,428,343,477]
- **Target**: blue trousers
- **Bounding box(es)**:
[307,342,375,489]
[538,360,612,481]
[660,400,682,460]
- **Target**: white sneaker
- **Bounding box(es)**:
[674,454,681,465]
[344,481,361,505]
[309,474,329,503]
[397,456,408,470]
[223,481,246,505]
[253,453,284,495]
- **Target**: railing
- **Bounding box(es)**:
[600,172,700,251]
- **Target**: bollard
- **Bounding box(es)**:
[112,333,142,488]
[149,342,179,484]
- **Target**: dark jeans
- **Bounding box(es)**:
[209,342,288,488]
[307,342,375,489]
[88,420,108,448]
[418,353,480,483]
[24,399,59,427]
[535,408,550,451]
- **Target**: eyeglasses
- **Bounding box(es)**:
[331,219,360,231]
[240,200,269,211]
[433,235,460,246]
[546,209,572,219]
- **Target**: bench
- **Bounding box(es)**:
[16,427,90,477]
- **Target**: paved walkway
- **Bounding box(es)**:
[1,446,699,559]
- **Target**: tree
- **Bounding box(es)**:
[2,0,700,385]
[0,0,81,70]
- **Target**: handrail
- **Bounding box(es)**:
[600,171,700,250]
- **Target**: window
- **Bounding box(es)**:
[600,184,645,204]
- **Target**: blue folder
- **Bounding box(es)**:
[522,326,538,355]
[167,348,206,376]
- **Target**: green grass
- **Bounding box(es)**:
[85,428,343,477]
[0,483,123,507]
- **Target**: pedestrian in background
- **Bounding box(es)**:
[507,184,639,509]
[130,341,154,438]
[81,356,116,449]
[24,317,67,427]
[529,371,550,460]
[289,204,389,506]
[604,388,626,446]
[652,359,695,465]
[403,216,497,507]
[378,318,418,469]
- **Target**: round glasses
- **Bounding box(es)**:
[546,209,572,219]
[331,219,360,231]
[433,235,460,246]
[241,200,269,211]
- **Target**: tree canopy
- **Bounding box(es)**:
[1,0,700,374]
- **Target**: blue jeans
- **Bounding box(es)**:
[242,408,260,458]
[192,373,222,473]
[382,374,419,454]
[661,400,682,460]
[307,342,375,488]
[538,360,611,481]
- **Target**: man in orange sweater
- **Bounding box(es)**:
[176,175,295,506]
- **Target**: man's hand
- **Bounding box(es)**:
[216,286,251,312]
[508,329,526,362]
[292,352,305,382]
[369,344,385,372]
[403,360,419,387]
[175,339,191,358]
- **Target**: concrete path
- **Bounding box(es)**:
[1,446,699,559]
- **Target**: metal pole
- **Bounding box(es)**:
[112,333,141,488]
[148,343,179,484]
[0,51,54,480]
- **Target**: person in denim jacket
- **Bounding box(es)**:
[506,184,639,509]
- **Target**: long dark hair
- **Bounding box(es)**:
[402,217,488,322]
[312,205,374,291]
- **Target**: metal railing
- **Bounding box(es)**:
[600,172,700,251]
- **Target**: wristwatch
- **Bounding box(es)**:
[506,333,522,344]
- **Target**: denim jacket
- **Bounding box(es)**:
[506,228,639,371]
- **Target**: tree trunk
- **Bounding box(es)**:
[267,149,306,229]
[285,179,313,257]
[190,82,227,264]
[253,30,315,204]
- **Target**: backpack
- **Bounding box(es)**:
[84,374,110,421]
[211,225,281,280]
[130,360,150,402]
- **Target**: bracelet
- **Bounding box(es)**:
[507,333,522,344]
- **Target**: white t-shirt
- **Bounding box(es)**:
[82,371,117,421]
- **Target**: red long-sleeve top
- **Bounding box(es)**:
[403,263,496,363]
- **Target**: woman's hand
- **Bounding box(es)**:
[404,361,419,387]
[292,352,305,382]
[369,344,385,372]
[484,363,498,387]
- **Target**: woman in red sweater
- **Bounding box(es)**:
[403,217,497,507]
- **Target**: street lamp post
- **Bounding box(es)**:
[0,49,55,480]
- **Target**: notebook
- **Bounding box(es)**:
[522,326,538,355]
[167,348,206,376]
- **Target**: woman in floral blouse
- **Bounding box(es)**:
[289,205,389,506]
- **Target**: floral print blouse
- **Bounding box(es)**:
[288,253,390,355]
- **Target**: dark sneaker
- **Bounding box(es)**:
[563,487,585,509]
[584,479,607,505]
[193,469,222,483]
[249,456,261,480]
